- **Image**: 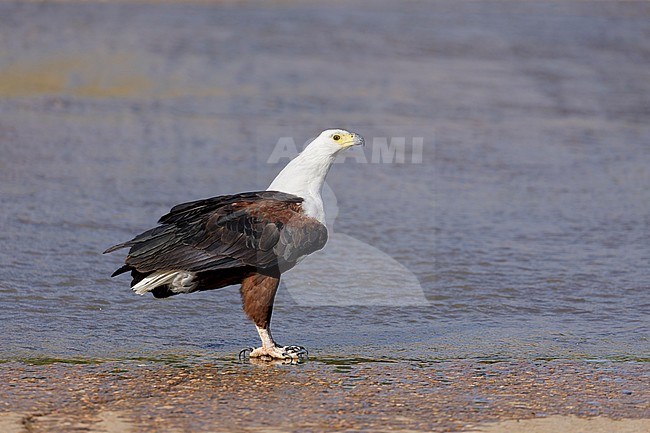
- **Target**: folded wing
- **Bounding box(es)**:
[105,191,328,278]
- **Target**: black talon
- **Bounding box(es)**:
[285,345,308,356]
[238,347,253,361]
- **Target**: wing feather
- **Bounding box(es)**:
[106,191,327,276]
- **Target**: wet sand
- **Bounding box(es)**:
[1,359,648,432]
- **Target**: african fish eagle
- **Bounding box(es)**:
[105,129,364,360]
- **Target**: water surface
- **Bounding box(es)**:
[0,0,648,362]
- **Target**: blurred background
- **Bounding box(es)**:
[0,0,648,362]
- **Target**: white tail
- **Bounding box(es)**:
[131,271,199,296]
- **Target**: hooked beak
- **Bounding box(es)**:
[349,132,365,147]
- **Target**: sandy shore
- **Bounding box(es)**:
[1,358,647,432]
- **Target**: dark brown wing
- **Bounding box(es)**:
[105,191,328,276]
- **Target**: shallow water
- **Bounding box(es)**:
[0,0,648,362]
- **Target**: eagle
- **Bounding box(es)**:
[105,129,364,361]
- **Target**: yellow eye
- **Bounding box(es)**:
[333,134,341,141]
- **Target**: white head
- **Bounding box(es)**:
[304,129,365,155]
[267,128,364,222]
